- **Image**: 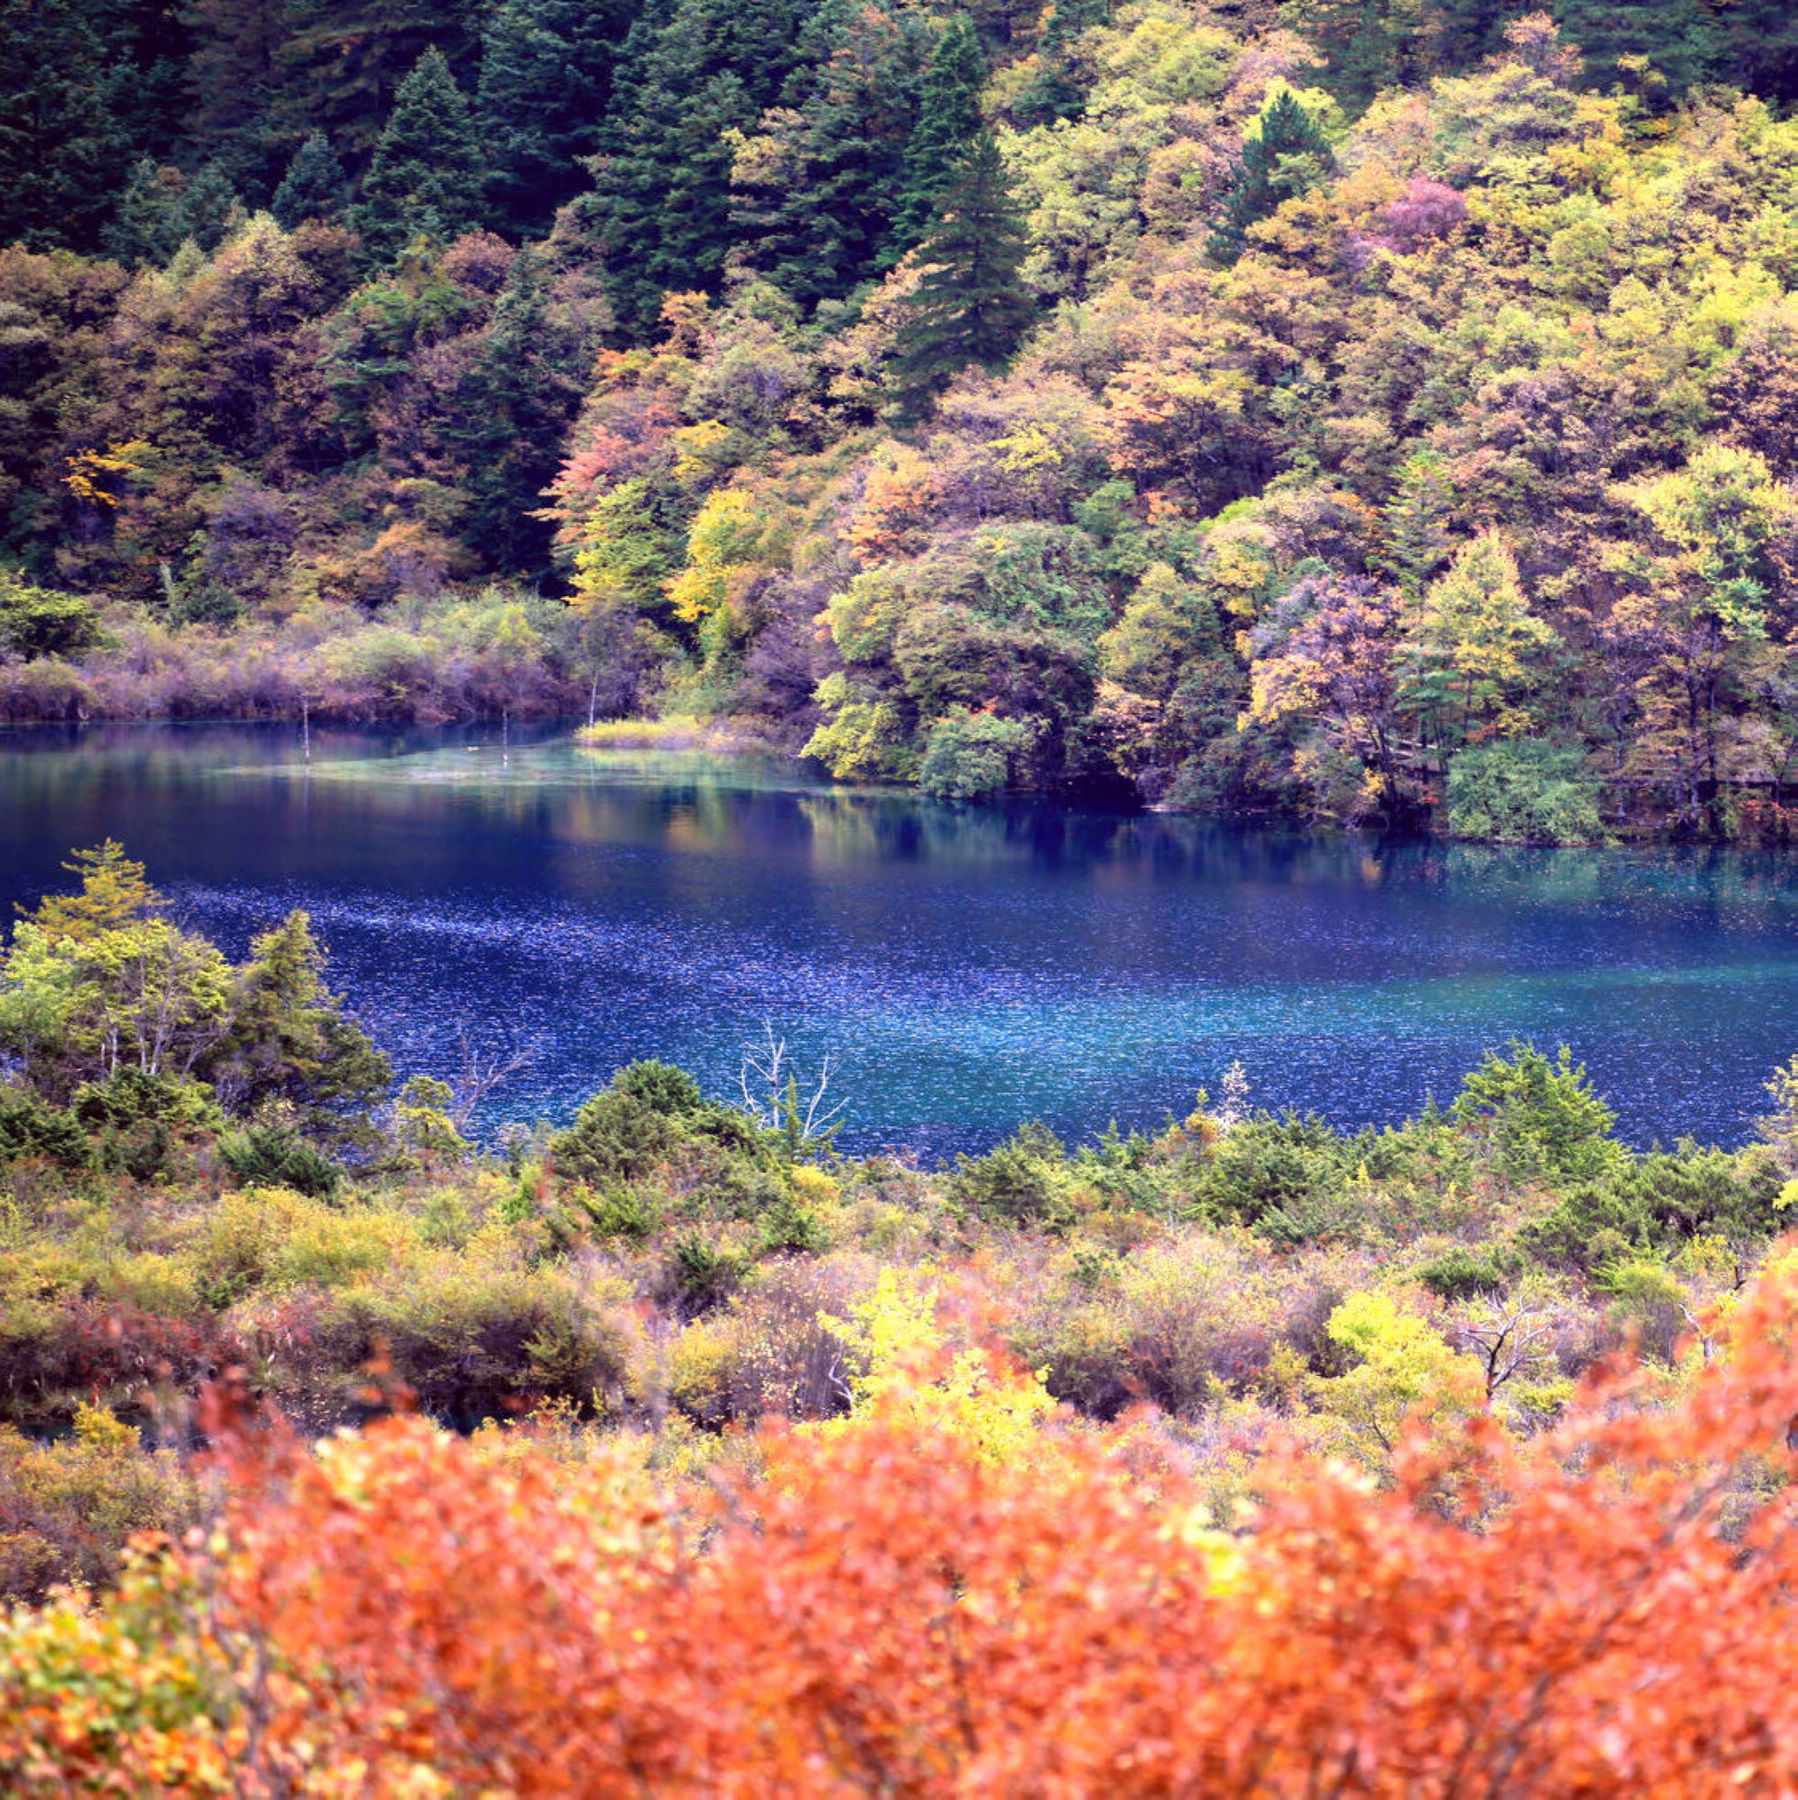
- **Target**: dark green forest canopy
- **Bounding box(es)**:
[6,2,1798,838]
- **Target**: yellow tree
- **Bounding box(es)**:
[1400,530,1558,750]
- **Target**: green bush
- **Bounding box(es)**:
[546,1182,661,1251]
[1417,1244,1514,1301]
[550,1062,765,1185]
[1446,741,1603,844]
[949,1123,1073,1227]
[0,1405,200,1603]
[0,1084,88,1169]
[918,709,1034,799]
[1190,1114,1347,1232]
[1629,1142,1785,1246]
[219,1124,341,1199]
[1451,1042,1626,1185]
[668,1234,750,1313]
[73,1071,223,1182]
[321,1258,629,1423]
[0,574,104,661]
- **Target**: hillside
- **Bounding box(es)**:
[6,4,1798,837]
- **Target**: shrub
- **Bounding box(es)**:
[320,1255,631,1423]
[0,1404,201,1603]
[72,1071,223,1181]
[1446,741,1603,844]
[1629,1142,1785,1247]
[219,1124,341,1199]
[668,1234,750,1314]
[550,1062,765,1186]
[0,1084,88,1168]
[948,1123,1073,1227]
[1190,1113,1348,1232]
[1417,1244,1514,1302]
[1451,1042,1625,1185]
[918,709,1034,799]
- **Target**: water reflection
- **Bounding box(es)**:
[2,722,1797,1155]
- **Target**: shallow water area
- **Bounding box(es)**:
[2,719,1796,1156]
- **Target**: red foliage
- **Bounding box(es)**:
[132,1265,1798,1795]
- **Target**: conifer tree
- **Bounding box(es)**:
[887,15,985,260]
[175,159,240,251]
[104,157,190,265]
[270,129,350,226]
[182,0,292,190]
[578,0,814,329]
[1552,0,1717,97]
[0,0,138,250]
[1283,0,1403,110]
[278,0,475,170]
[350,46,485,263]
[892,129,1034,417]
[730,0,931,309]
[1011,0,1107,126]
[474,0,635,233]
[447,248,580,571]
[1207,87,1333,266]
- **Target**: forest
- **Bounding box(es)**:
[7,845,1798,1787]
[5,1,1798,835]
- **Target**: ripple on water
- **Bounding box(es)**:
[2,724,1796,1157]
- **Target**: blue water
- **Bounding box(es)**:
[2,720,1796,1156]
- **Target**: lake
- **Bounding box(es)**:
[1,720,1796,1157]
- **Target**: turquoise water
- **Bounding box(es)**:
[2,720,1796,1155]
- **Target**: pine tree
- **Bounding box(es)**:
[278,0,479,172]
[887,15,985,260]
[1552,0,1718,97]
[446,248,583,571]
[1012,0,1108,127]
[1207,87,1333,266]
[892,129,1034,417]
[474,0,636,234]
[103,156,190,264]
[350,46,485,264]
[1381,449,1455,608]
[1416,0,1514,76]
[181,0,292,190]
[175,159,240,251]
[729,0,931,309]
[1707,0,1798,101]
[270,129,350,226]
[0,0,140,250]
[1283,0,1404,111]
[577,0,814,331]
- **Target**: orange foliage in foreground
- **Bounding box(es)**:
[13,1275,1798,1796]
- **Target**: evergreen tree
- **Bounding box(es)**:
[474,0,638,234]
[1282,0,1404,111]
[577,0,814,331]
[1011,0,1107,127]
[1415,0,1514,77]
[887,15,985,261]
[730,0,931,309]
[892,129,1034,417]
[350,46,485,264]
[181,0,292,191]
[278,0,479,172]
[446,248,583,571]
[1707,0,1798,102]
[175,158,239,250]
[103,156,190,264]
[270,128,350,226]
[1551,0,1717,98]
[0,0,141,250]
[1207,87,1333,266]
